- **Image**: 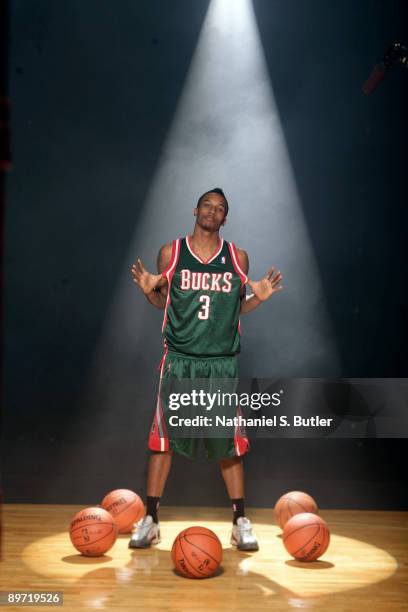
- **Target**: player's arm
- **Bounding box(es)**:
[131,244,171,310]
[237,249,261,315]
[237,248,283,314]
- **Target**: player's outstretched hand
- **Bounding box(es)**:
[247,268,283,302]
[131,258,162,295]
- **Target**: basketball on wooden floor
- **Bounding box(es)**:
[274,490,318,529]
[101,488,144,533]
[171,526,223,579]
[69,507,118,556]
[283,512,330,561]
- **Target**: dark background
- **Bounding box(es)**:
[2,0,408,508]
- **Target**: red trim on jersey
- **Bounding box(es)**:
[161,238,181,333]
[157,345,167,371]
[228,242,248,285]
[150,237,180,452]
[149,345,170,452]
[234,405,250,456]
[186,235,224,264]
[161,239,178,277]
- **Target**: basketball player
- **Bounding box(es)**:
[129,188,283,551]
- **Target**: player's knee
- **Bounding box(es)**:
[219,456,241,467]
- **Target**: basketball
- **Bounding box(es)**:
[283,512,330,562]
[101,488,144,533]
[69,507,118,556]
[274,491,318,529]
[171,526,223,579]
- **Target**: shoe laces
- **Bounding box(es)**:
[131,516,149,533]
[238,518,253,533]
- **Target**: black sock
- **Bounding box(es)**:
[231,498,245,524]
[146,496,160,524]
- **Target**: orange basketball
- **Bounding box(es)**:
[283,512,330,561]
[171,526,223,579]
[69,507,118,556]
[101,489,144,534]
[274,491,318,529]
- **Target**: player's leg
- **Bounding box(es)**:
[129,450,173,549]
[129,347,175,549]
[203,355,259,551]
[219,358,257,549]
[147,451,173,497]
[145,450,173,521]
[219,456,259,551]
[129,351,199,549]
[219,456,244,499]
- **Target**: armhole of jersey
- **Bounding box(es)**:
[228,242,248,285]
[161,238,181,333]
[161,239,178,277]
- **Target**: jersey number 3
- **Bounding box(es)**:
[198,295,210,320]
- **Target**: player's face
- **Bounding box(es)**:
[194,194,227,231]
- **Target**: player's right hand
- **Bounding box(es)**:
[131,258,162,295]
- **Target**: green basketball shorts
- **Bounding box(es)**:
[148,350,250,460]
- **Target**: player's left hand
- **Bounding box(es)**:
[247,268,283,301]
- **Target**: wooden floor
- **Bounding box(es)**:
[0,505,407,611]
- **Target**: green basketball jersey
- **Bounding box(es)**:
[161,236,248,357]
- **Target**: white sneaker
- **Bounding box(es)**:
[128,515,161,549]
[230,517,259,551]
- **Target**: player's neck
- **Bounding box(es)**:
[190,226,220,248]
